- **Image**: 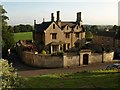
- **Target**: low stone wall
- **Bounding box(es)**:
[21,51,114,68]
[103,52,114,62]
[22,51,63,68]
[90,53,102,63]
[90,52,114,63]
[63,53,80,67]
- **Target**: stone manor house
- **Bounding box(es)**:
[33,11,85,53]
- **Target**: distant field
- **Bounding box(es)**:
[13,32,32,42]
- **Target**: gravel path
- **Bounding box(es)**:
[8,53,114,77]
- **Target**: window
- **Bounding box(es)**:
[67,43,70,49]
[53,24,55,29]
[75,33,79,38]
[65,33,70,38]
[52,33,57,39]
[67,26,69,30]
[77,26,78,29]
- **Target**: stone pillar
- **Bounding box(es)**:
[80,53,83,65]
[51,45,53,53]
[63,53,67,67]
[58,45,60,51]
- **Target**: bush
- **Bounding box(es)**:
[0,59,26,89]
[57,51,64,56]
[51,51,64,56]
[41,50,46,55]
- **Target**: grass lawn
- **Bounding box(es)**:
[13,32,32,42]
[24,70,120,88]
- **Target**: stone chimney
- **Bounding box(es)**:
[34,20,36,30]
[43,18,45,22]
[57,11,60,21]
[34,20,36,25]
[76,12,82,26]
[56,11,61,28]
[51,13,54,22]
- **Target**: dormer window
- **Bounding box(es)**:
[53,24,55,29]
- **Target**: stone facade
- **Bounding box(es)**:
[33,11,85,53]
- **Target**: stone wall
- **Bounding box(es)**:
[104,52,114,62]
[22,51,63,68]
[90,53,102,63]
[90,52,114,63]
[21,51,114,68]
[63,53,80,67]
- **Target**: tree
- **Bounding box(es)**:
[90,25,99,34]
[13,24,33,33]
[1,5,15,58]
[0,59,25,88]
[85,30,93,40]
[26,24,33,32]
[2,6,15,48]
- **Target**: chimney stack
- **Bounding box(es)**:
[57,11,60,21]
[43,18,45,22]
[77,12,82,25]
[34,20,36,25]
[76,12,82,26]
[34,20,36,30]
[77,12,81,22]
[56,11,61,28]
[51,13,54,22]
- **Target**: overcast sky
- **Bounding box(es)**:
[1,0,119,25]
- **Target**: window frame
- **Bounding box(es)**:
[53,24,55,29]
[52,33,57,39]
[65,33,70,38]
[75,32,79,38]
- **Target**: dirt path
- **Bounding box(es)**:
[8,53,114,77]
[18,62,113,77]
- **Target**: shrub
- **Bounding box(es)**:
[51,51,64,56]
[57,51,64,56]
[41,50,46,55]
[0,59,26,89]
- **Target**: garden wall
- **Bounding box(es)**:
[22,51,63,68]
[63,53,80,67]
[90,52,114,63]
[21,51,114,68]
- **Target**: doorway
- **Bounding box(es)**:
[83,54,89,65]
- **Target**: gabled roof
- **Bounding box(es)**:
[35,21,85,32]
[61,22,76,28]
[35,22,52,32]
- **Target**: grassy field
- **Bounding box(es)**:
[13,32,32,42]
[25,70,120,88]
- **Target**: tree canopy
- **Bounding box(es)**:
[85,30,93,40]
[1,5,15,49]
